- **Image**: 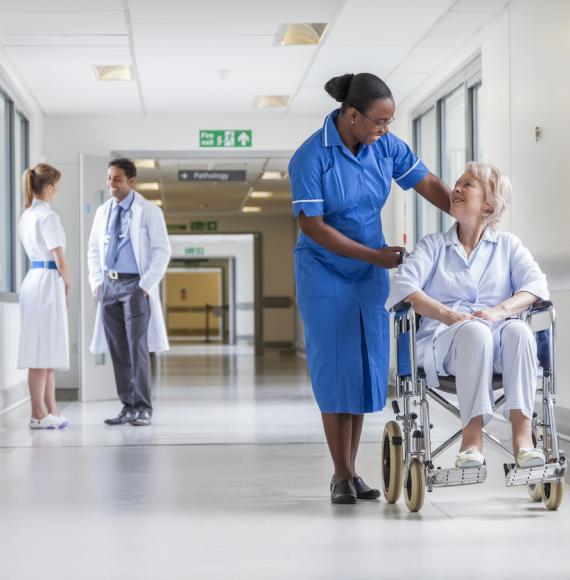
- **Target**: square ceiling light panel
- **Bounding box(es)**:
[254,95,291,109]
[276,23,328,46]
[94,65,135,81]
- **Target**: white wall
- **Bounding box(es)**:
[0,48,44,413]
[386,1,570,413]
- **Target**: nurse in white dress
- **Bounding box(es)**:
[18,164,72,429]
[387,162,548,469]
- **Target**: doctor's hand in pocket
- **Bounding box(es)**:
[372,246,406,269]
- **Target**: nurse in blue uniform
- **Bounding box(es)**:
[290,73,451,504]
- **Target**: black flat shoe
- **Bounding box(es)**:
[331,478,357,504]
[104,406,137,425]
[130,408,152,426]
[353,476,380,500]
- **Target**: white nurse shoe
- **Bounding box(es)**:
[29,415,59,429]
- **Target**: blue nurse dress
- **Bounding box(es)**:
[289,109,429,414]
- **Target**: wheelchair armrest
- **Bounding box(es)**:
[528,300,553,315]
[391,300,412,314]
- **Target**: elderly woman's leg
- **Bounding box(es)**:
[445,321,495,452]
[498,320,538,457]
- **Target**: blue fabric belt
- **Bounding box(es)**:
[31,260,57,270]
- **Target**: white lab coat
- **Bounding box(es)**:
[87,191,172,354]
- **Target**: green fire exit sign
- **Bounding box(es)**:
[199,130,252,148]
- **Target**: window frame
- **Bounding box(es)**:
[412,56,482,237]
[0,81,31,295]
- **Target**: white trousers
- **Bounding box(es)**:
[441,320,537,427]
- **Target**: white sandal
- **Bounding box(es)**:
[517,448,545,468]
[455,448,485,468]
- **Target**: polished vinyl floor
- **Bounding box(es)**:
[0,345,568,580]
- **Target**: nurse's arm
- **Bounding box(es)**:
[51,246,72,294]
[298,214,404,269]
[414,173,451,214]
[405,291,473,327]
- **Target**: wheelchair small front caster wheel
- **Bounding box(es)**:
[404,457,425,513]
[542,481,564,511]
[527,483,542,502]
[381,421,403,503]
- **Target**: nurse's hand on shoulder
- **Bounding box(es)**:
[372,246,406,269]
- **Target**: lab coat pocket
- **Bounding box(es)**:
[295,251,336,298]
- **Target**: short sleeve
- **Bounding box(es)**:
[288,145,325,218]
[39,212,65,250]
[386,235,440,310]
[387,133,430,190]
[509,235,549,300]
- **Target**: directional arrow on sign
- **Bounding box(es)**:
[237,132,250,146]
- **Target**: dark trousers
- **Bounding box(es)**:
[101,276,152,410]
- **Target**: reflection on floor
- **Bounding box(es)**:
[0,345,568,580]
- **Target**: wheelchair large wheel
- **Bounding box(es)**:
[404,457,426,513]
[527,484,543,502]
[381,421,404,503]
[542,481,564,511]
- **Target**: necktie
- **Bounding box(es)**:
[105,205,123,271]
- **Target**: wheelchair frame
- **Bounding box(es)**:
[381,299,566,512]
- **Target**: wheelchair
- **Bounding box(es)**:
[381,299,567,512]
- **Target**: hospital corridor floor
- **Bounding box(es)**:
[0,345,568,580]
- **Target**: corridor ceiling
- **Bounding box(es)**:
[0,0,510,116]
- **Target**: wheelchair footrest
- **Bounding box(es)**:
[503,462,567,487]
[427,465,487,488]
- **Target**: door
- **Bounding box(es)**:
[79,154,116,401]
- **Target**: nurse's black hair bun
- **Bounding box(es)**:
[324,72,394,113]
[324,74,354,102]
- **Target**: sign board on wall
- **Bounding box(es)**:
[199,130,252,148]
[178,170,246,182]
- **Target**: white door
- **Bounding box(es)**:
[79,154,116,401]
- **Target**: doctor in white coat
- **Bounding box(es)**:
[88,157,171,426]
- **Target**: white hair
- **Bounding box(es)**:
[465,161,512,227]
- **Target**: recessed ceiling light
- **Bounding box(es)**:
[255,95,290,109]
[137,182,160,191]
[93,65,134,81]
[277,23,328,46]
[151,199,163,207]
[242,206,262,213]
[261,171,285,180]
[135,159,156,169]
[250,191,273,199]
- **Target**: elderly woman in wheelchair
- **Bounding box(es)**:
[388,161,547,470]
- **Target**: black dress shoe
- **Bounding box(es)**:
[130,408,152,426]
[104,406,137,425]
[331,478,357,504]
[353,476,381,500]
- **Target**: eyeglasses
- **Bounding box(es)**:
[356,109,395,130]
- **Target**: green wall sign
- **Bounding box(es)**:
[199,130,252,148]
[184,247,206,256]
[190,221,218,232]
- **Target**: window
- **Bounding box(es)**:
[0,90,13,292]
[412,57,481,240]
[0,84,30,294]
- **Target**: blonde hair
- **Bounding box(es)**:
[465,161,512,227]
[22,163,61,209]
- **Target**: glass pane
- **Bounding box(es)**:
[442,86,466,231]
[15,113,30,281]
[0,94,11,292]
[414,107,440,241]
[472,84,482,161]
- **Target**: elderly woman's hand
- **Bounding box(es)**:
[443,309,474,326]
[472,305,508,323]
